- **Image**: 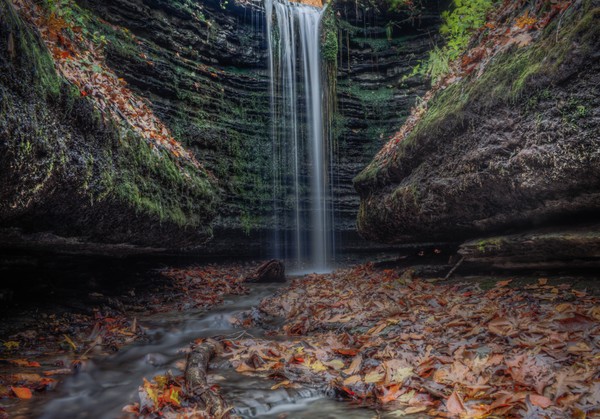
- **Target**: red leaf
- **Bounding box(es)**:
[334,348,359,356]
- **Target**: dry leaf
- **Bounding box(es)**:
[11,387,32,399]
[446,390,466,414]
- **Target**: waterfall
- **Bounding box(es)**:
[265,0,333,272]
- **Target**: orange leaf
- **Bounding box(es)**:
[335,348,359,356]
[11,387,32,399]
[379,384,401,403]
[496,279,512,287]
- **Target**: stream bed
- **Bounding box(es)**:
[28,282,373,419]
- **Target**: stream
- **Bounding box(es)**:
[30,281,374,418]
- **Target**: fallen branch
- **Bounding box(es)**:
[184,338,229,417]
[444,256,464,280]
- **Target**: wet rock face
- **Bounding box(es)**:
[1,0,446,253]
[355,5,600,244]
[333,0,446,233]
[81,0,446,251]
[0,0,217,250]
[82,0,272,234]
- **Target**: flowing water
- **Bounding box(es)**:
[266,0,335,273]
[31,282,373,419]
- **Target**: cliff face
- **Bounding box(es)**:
[90,0,446,252]
[333,0,446,235]
[354,2,600,244]
[0,0,218,251]
[1,0,445,254]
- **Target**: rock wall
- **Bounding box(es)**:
[1,0,446,254]
[333,0,446,239]
[77,0,446,254]
[0,0,218,251]
[355,2,600,245]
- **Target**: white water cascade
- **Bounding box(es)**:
[265,0,334,272]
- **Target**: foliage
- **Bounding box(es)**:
[357,0,585,186]
[321,7,338,63]
[413,0,495,83]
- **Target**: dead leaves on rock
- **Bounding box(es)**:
[11,0,201,167]
[372,0,575,166]
[227,264,600,417]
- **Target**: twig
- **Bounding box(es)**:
[444,256,464,280]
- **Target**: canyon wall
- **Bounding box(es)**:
[355,2,600,251]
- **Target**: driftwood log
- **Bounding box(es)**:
[245,259,285,283]
[184,338,228,417]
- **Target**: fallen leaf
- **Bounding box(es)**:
[496,279,513,287]
[11,387,32,399]
[488,317,516,336]
[343,375,361,386]
[566,341,592,353]
[405,406,428,414]
[446,390,465,414]
[271,380,292,390]
[343,355,362,375]
[529,394,553,408]
[364,370,385,384]
[324,359,345,370]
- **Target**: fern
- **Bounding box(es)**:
[417,0,496,83]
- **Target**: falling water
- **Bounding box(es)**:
[265,0,332,272]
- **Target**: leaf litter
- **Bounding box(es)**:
[221,264,600,418]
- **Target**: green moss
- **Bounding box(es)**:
[476,238,502,253]
[410,3,598,142]
[112,131,217,227]
[353,37,390,52]
[321,7,338,63]
[340,82,395,108]
[1,2,61,99]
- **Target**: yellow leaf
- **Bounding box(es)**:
[390,367,413,384]
[143,378,158,405]
[399,389,415,403]
[324,359,345,370]
[63,335,78,351]
[168,387,181,406]
[556,303,573,313]
[364,370,385,384]
[567,342,592,352]
[309,360,327,373]
[154,375,168,388]
[343,355,362,375]
[3,341,19,350]
[343,375,361,386]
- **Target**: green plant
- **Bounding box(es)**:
[413,0,495,83]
